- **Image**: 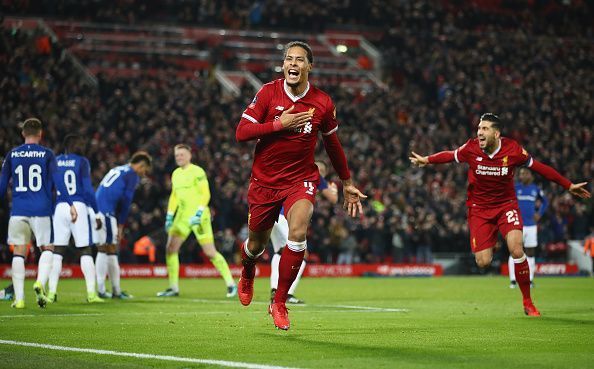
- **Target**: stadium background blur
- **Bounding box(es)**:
[0,0,592,272]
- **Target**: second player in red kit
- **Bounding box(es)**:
[236,41,366,330]
[410,113,590,317]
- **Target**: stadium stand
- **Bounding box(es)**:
[0,0,592,268]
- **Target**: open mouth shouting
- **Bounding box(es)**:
[286,68,300,84]
[478,136,487,147]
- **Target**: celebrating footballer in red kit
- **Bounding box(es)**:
[410,113,590,317]
[236,41,367,330]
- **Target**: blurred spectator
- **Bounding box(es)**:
[217,228,237,263]
[337,233,357,265]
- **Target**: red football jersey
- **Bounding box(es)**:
[455,137,532,207]
[240,79,339,189]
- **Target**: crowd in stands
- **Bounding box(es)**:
[1,1,593,267]
[4,0,592,37]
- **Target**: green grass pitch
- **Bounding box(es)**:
[0,276,592,369]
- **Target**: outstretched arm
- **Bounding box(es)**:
[529,159,591,199]
[409,151,456,167]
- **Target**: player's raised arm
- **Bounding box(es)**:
[528,159,591,199]
[409,152,429,167]
[409,150,458,167]
[568,183,590,199]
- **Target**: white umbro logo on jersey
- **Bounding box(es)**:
[275,106,285,111]
[476,157,483,161]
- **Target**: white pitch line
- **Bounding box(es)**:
[0,339,304,369]
[189,298,408,312]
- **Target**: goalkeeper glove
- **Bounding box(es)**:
[189,207,205,227]
[165,213,174,232]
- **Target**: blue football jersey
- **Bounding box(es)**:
[55,153,98,211]
[96,164,139,224]
[515,182,548,226]
[0,143,69,216]
[318,176,329,192]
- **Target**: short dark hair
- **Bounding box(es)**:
[21,117,42,136]
[130,151,152,168]
[284,41,314,64]
[480,113,502,131]
[63,134,83,153]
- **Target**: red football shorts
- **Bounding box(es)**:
[467,203,523,253]
[247,179,319,232]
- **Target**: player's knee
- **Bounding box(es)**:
[53,246,66,256]
[287,228,307,242]
[40,245,54,252]
[247,233,269,255]
[509,247,525,259]
[475,255,492,268]
[247,241,266,256]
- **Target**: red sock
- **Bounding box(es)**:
[274,246,305,303]
[241,243,258,279]
[514,258,531,303]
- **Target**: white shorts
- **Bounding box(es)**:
[270,214,289,253]
[523,225,538,248]
[8,216,52,247]
[53,201,92,247]
[95,212,118,245]
[87,207,97,245]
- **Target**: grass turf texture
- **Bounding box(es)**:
[0,277,592,369]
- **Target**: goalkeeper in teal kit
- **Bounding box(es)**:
[157,144,237,297]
